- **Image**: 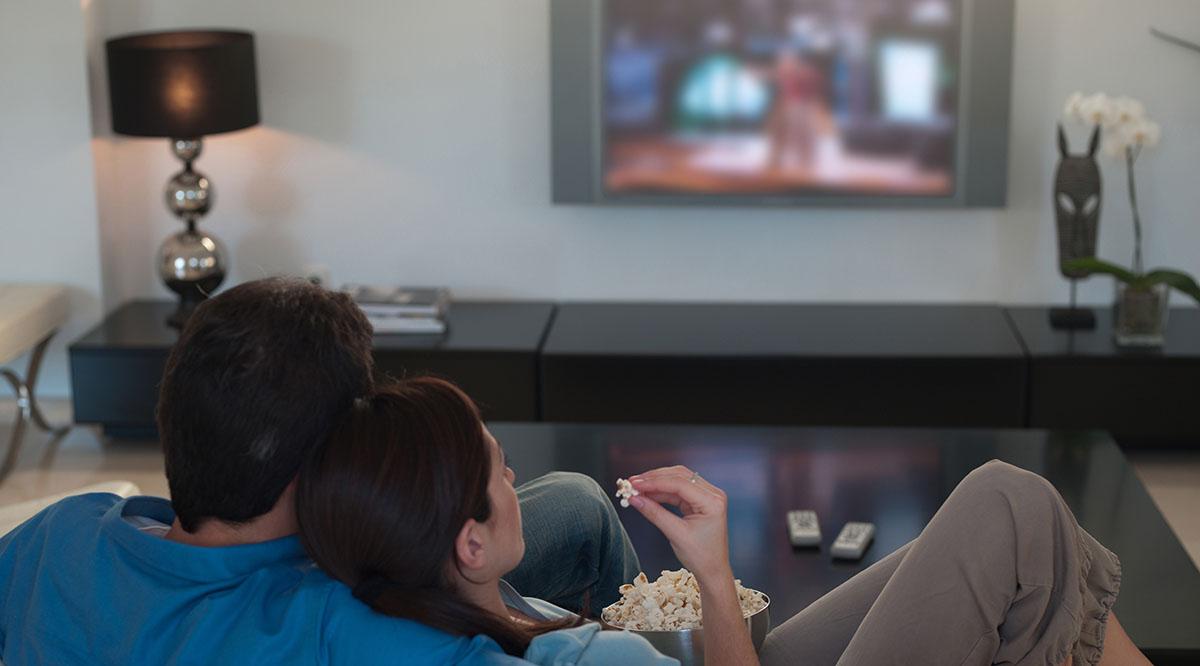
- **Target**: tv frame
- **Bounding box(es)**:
[551,0,1015,208]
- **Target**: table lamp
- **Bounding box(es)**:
[106,30,259,327]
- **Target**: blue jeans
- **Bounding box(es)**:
[504,472,640,614]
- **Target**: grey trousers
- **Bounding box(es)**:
[760,461,1122,666]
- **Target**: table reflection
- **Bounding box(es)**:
[490,423,1200,655]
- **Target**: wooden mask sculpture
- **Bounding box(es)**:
[1055,124,1102,278]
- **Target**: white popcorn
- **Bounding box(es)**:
[601,568,768,631]
[615,478,639,508]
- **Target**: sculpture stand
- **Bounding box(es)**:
[1049,280,1097,330]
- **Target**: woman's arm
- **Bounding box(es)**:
[696,570,758,666]
[628,468,759,666]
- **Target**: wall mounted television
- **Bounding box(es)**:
[552,0,1015,208]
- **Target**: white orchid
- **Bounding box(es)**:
[1078,93,1116,126]
[1125,118,1161,147]
[1063,92,1086,121]
[1110,96,1146,125]
[1062,92,1159,158]
[1105,119,1161,157]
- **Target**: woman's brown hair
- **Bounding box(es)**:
[296,377,579,656]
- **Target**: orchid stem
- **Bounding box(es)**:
[1126,146,1144,276]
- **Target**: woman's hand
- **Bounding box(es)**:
[627,466,731,583]
[629,467,759,665]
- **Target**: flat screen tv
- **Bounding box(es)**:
[552,0,1014,207]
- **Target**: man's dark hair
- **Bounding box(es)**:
[158,277,374,532]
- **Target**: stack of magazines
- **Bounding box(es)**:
[343,285,450,335]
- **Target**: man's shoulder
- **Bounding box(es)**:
[42,491,128,519]
[1,492,126,545]
[34,491,124,516]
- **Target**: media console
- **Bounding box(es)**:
[69,301,1200,446]
[69,300,553,437]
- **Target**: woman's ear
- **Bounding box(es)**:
[454,519,488,574]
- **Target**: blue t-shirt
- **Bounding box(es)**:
[0,494,674,666]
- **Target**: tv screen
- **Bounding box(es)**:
[602,0,962,199]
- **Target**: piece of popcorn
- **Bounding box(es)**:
[615,478,640,507]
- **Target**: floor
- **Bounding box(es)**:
[1121,450,1200,568]
[0,401,169,505]
[1,400,1198,569]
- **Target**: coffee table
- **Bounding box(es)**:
[490,423,1200,664]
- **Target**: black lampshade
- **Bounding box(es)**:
[106,30,259,138]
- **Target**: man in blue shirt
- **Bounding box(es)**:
[0,278,639,664]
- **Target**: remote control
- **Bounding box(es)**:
[786,510,822,547]
[831,522,875,560]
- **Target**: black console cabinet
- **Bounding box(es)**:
[70,300,555,437]
[541,304,1028,427]
[70,300,1198,445]
[370,302,555,422]
[1006,307,1200,446]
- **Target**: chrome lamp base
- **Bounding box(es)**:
[160,137,227,329]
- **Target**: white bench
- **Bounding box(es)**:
[0,285,69,483]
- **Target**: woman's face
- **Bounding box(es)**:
[482,425,525,576]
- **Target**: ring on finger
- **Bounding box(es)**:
[689,471,701,484]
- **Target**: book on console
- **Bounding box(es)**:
[343,285,451,318]
[366,314,447,335]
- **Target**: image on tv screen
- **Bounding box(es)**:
[603,0,962,199]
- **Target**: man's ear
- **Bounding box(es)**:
[454,519,488,574]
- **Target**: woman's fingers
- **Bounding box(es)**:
[631,466,723,496]
[632,475,722,513]
[630,465,693,481]
[633,475,718,499]
[638,491,682,505]
[637,491,694,515]
[628,494,685,542]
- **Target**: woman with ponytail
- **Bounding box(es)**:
[296,378,676,663]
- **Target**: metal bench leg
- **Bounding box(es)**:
[1,333,69,483]
[20,334,67,437]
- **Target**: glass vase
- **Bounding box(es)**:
[1114,283,1169,348]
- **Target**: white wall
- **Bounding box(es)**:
[0,1,104,397]
[2,2,1191,398]
[3,0,1192,397]
[84,0,1200,310]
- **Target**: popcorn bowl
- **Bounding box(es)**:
[601,594,770,666]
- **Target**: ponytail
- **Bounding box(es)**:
[355,578,582,656]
